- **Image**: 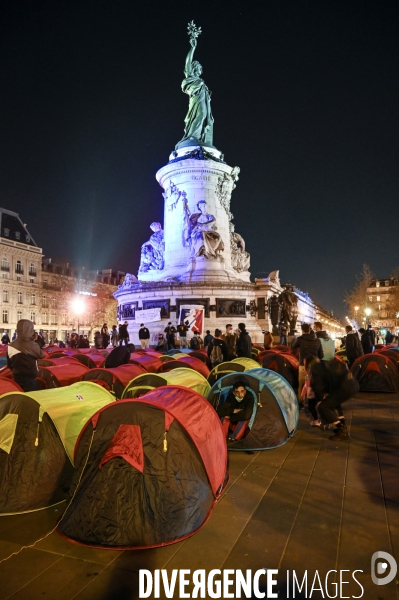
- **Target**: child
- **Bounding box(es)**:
[301,355,321,427]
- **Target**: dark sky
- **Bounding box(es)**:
[1,0,398,319]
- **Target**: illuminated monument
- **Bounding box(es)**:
[114,23,338,344]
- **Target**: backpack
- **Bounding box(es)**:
[190,336,199,350]
[210,343,223,365]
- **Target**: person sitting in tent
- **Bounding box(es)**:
[6,319,45,391]
[217,380,254,440]
[104,343,135,368]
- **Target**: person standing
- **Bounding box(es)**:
[6,319,45,391]
[291,323,324,400]
[366,325,376,349]
[314,321,335,361]
[344,325,363,367]
[207,329,229,365]
[222,324,237,360]
[118,321,130,346]
[138,323,150,349]
[101,323,110,349]
[358,328,373,354]
[177,321,189,348]
[236,323,252,358]
[278,321,288,346]
[262,330,273,350]
[1,332,10,344]
[385,329,393,345]
[164,322,176,350]
[203,329,214,349]
[110,325,118,348]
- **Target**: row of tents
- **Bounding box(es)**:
[0,364,298,548]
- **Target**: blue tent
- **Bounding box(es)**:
[207,367,298,451]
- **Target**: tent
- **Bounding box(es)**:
[231,357,262,370]
[177,356,210,378]
[0,377,23,394]
[207,367,298,451]
[129,353,163,373]
[375,349,399,367]
[57,386,228,549]
[157,360,195,374]
[37,363,90,388]
[121,368,211,398]
[261,352,299,388]
[0,382,115,514]
[351,354,399,392]
[189,351,212,369]
[82,364,147,398]
[208,361,246,386]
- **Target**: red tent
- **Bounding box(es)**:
[0,377,23,394]
[351,354,399,392]
[82,364,147,398]
[175,356,210,378]
[58,386,228,549]
[129,353,163,373]
[37,363,90,388]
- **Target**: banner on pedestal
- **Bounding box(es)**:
[135,307,162,323]
[179,305,205,336]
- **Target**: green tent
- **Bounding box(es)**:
[208,357,261,386]
[122,368,211,399]
[0,382,115,514]
[231,357,261,370]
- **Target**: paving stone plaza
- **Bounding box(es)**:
[0,391,397,600]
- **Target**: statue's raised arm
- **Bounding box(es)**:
[176,22,214,148]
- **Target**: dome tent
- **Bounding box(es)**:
[37,363,90,388]
[57,386,228,549]
[82,364,147,398]
[0,382,115,514]
[207,368,298,451]
[207,357,260,386]
[351,354,399,392]
[122,368,211,398]
[261,352,299,388]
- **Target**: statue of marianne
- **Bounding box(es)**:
[177,23,214,147]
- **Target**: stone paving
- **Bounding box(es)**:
[0,391,398,600]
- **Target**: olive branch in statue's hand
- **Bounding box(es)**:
[188,21,201,45]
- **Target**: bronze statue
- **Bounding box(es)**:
[268,295,281,335]
[176,22,214,148]
[278,286,298,335]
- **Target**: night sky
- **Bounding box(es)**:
[1,0,398,319]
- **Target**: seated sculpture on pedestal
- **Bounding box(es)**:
[138,222,165,274]
[230,224,250,272]
[183,199,224,259]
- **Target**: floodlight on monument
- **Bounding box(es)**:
[71,296,85,335]
[365,308,371,317]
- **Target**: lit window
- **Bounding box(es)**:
[377,296,380,301]
[15,260,23,274]
[42,313,48,324]
[15,232,20,240]
[31,312,36,323]
[51,314,57,325]
[18,292,23,304]
[17,310,22,320]
[2,289,8,302]
[31,294,36,305]
[376,281,380,288]
[369,296,373,302]
[2,310,9,323]
[1,257,9,271]
[42,295,48,308]
[51,297,56,308]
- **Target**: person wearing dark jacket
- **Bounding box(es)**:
[292,323,324,399]
[6,319,45,391]
[203,330,214,349]
[366,325,376,348]
[118,322,130,346]
[138,324,150,349]
[207,329,229,364]
[217,380,254,439]
[236,323,252,358]
[104,344,135,368]
[1,332,10,344]
[345,325,363,367]
[310,359,358,440]
[358,328,373,354]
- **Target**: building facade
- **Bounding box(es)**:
[366,277,399,333]
[0,208,122,342]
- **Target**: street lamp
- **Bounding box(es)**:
[365,308,371,327]
[71,297,85,335]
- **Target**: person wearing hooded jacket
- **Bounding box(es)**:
[6,319,45,391]
[292,322,324,399]
[236,323,252,358]
[345,325,363,367]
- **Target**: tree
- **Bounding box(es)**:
[344,264,374,325]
